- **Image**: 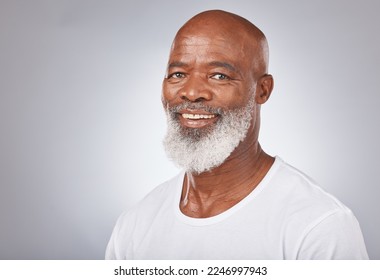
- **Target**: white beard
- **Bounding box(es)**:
[163,96,255,174]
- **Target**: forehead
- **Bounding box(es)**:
[169,32,255,65]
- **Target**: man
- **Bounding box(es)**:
[106,10,368,259]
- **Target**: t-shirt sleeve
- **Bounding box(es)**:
[296,209,369,259]
[105,215,122,260]
[105,223,118,260]
[105,210,135,260]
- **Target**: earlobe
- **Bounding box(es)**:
[255,74,274,104]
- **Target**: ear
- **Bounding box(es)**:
[255,74,274,105]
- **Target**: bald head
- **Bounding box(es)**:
[163,9,274,112]
[173,10,269,75]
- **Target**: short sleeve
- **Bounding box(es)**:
[296,209,368,259]
[105,210,136,260]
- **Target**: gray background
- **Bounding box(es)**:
[0,0,379,259]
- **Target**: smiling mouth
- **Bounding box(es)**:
[178,112,219,129]
[182,113,216,119]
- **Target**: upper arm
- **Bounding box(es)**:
[295,209,368,260]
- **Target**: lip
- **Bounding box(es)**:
[178,109,219,128]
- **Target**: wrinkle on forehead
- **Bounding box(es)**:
[171,34,247,54]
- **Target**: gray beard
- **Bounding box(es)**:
[163,97,255,174]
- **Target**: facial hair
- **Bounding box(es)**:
[163,96,255,174]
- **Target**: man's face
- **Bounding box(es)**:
[162,28,259,173]
[162,31,257,123]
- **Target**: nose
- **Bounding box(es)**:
[179,74,212,102]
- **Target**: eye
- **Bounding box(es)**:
[211,73,230,80]
[168,72,185,79]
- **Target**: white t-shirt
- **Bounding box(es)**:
[106,157,368,259]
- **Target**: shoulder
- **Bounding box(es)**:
[111,171,183,235]
[105,171,184,259]
[269,157,348,214]
[263,156,353,236]
[268,157,368,259]
[120,170,184,225]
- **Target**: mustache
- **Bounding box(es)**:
[166,102,224,115]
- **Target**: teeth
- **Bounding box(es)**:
[182,113,215,119]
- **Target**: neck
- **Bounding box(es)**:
[180,135,274,218]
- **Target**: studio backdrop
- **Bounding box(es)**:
[0,0,379,259]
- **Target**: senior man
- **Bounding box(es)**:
[106,10,368,259]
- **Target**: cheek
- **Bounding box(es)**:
[162,81,179,104]
[212,87,248,109]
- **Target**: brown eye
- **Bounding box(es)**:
[169,72,185,79]
[211,73,230,80]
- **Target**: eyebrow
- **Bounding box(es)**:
[208,61,238,73]
[168,61,188,69]
[167,60,239,73]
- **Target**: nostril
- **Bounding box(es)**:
[181,95,206,102]
[194,97,206,102]
[179,83,212,101]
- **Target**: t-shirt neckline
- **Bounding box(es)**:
[173,156,282,226]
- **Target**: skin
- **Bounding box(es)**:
[162,10,275,218]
